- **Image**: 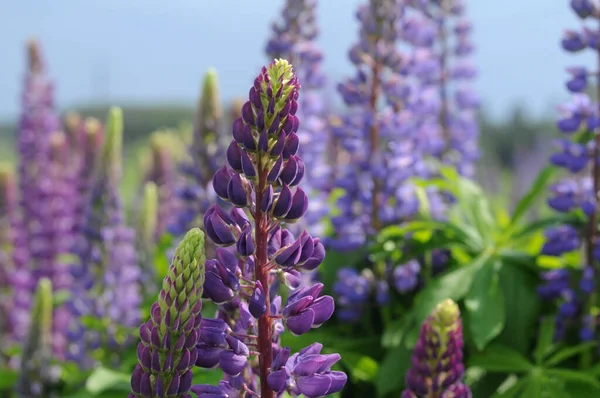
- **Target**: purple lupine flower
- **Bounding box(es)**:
[393,259,421,293]
[409,0,480,178]
[194,60,346,398]
[129,228,205,398]
[41,131,78,360]
[537,1,600,344]
[540,225,580,256]
[266,0,330,237]
[0,165,18,351]
[333,268,371,323]
[13,39,63,347]
[169,69,225,238]
[68,108,141,364]
[402,299,471,398]
[14,40,79,360]
[328,0,479,251]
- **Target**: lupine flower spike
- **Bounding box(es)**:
[193,59,346,398]
[0,164,17,352]
[129,228,206,398]
[537,0,600,343]
[402,299,471,398]
[68,107,141,364]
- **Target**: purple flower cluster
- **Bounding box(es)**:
[68,108,141,364]
[538,0,600,343]
[0,166,18,351]
[334,249,450,322]
[169,69,225,238]
[192,59,346,398]
[402,299,471,398]
[328,0,479,251]
[266,0,330,195]
[13,40,78,360]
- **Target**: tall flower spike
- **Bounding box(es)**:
[129,228,206,398]
[135,182,159,298]
[0,165,18,352]
[265,0,330,248]
[68,107,141,364]
[537,0,600,345]
[402,299,471,398]
[170,69,225,239]
[14,38,61,344]
[16,278,60,398]
[195,59,346,398]
[329,0,423,251]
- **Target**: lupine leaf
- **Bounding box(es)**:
[465,259,505,350]
[85,367,130,395]
[381,315,412,348]
[0,369,17,389]
[375,343,411,397]
[546,369,600,388]
[405,252,490,348]
[508,165,557,228]
[495,262,540,354]
[491,376,528,398]
[544,342,597,367]
[468,344,533,373]
[533,317,556,365]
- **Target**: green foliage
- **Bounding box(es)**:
[469,320,600,397]
[364,163,583,397]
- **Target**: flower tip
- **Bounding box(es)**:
[432,299,460,328]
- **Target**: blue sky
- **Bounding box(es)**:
[0,0,593,121]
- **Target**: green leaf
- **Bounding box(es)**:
[375,344,412,397]
[344,354,379,382]
[544,342,597,367]
[586,363,600,377]
[468,344,533,373]
[492,376,528,398]
[546,369,600,388]
[465,259,505,350]
[495,262,541,354]
[0,368,18,389]
[381,315,413,348]
[533,317,555,365]
[85,367,131,395]
[405,253,490,348]
[509,165,557,228]
[510,213,582,243]
[405,258,484,348]
[518,372,543,398]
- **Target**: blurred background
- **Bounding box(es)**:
[0,0,587,203]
